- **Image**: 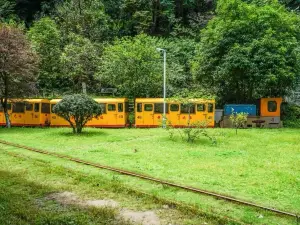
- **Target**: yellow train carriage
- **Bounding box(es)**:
[135,98,215,128]
[51,98,129,128]
[50,99,70,127]
[86,98,129,128]
[0,102,12,126]
[10,99,50,126]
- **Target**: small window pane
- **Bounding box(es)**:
[26,104,33,111]
[42,103,50,113]
[51,104,56,113]
[197,104,205,112]
[0,105,3,112]
[34,103,40,112]
[118,103,123,112]
[13,102,25,113]
[208,103,214,113]
[99,103,107,114]
[268,101,277,112]
[144,104,153,111]
[170,104,179,111]
[137,103,142,112]
[180,104,195,114]
[108,104,116,111]
[154,103,169,113]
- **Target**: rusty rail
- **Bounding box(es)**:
[0,139,299,221]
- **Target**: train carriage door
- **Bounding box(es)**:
[143,103,154,126]
[207,102,215,127]
[197,103,206,122]
[180,103,196,126]
[117,102,125,126]
[154,103,168,126]
[168,103,180,126]
[41,103,50,125]
[11,102,25,125]
[25,103,35,125]
[107,103,117,126]
[135,103,143,127]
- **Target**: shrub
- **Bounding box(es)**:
[229,110,248,134]
[281,103,300,128]
[53,94,102,133]
[166,119,216,144]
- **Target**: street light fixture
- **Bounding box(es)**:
[156,48,166,128]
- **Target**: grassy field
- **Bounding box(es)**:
[0,127,299,224]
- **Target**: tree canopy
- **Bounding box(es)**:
[0,23,38,127]
[192,0,300,105]
[53,94,102,133]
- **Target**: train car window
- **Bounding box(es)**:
[99,103,107,114]
[7,104,11,110]
[197,104,205,112]
[170,104,179,111]
[144,104,153,111]
[42,103,50,113]
[34,103,40,112]
[108,104,116,111]
[268,101,277,112]
[118,103,123,112]
[137,103,142,112]
[26,104,33,111]
[180,104,196,114]
[154,103,169,113]
[12,102,25,113]
[0,105,3,112]
[51,104,56,113]
[208,103,214,113]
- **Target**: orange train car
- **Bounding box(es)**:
[50,98,129,128]
[135,98,215,128]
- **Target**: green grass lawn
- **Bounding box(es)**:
[0,127,299,224]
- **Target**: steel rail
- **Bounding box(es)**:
[0,139,299,221]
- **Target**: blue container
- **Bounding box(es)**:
[224,104,256,116]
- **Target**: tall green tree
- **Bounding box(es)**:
[98,34,185,98]
[192,0,300,105]
[0,0,16,21]
[60,33,101,93]
[55,0,111,42]
[28,17,63,95]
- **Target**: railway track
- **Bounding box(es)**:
[0,139,299,223]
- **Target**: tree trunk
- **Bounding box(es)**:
[4,110,11,128]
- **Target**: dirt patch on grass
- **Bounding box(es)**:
[121,210,160,225]
[45,192,160,225]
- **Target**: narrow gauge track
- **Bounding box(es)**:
[0,139,299,222]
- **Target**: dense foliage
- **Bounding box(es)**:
[0,23,38,127]
[1,0,300,108]
[53,94,102,133]
[192,0,300,105]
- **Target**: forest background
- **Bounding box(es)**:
[1,0,300,107]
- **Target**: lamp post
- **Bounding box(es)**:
[156,48,166,128]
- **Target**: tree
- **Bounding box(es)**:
[60,33,101,93]
[192,0,300,106]
[0,23,38,127]
[55,0,111,42]
[53,94,102,133]
[99,34,184,98]
[28,17,63,95]
[0,0,16,21]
